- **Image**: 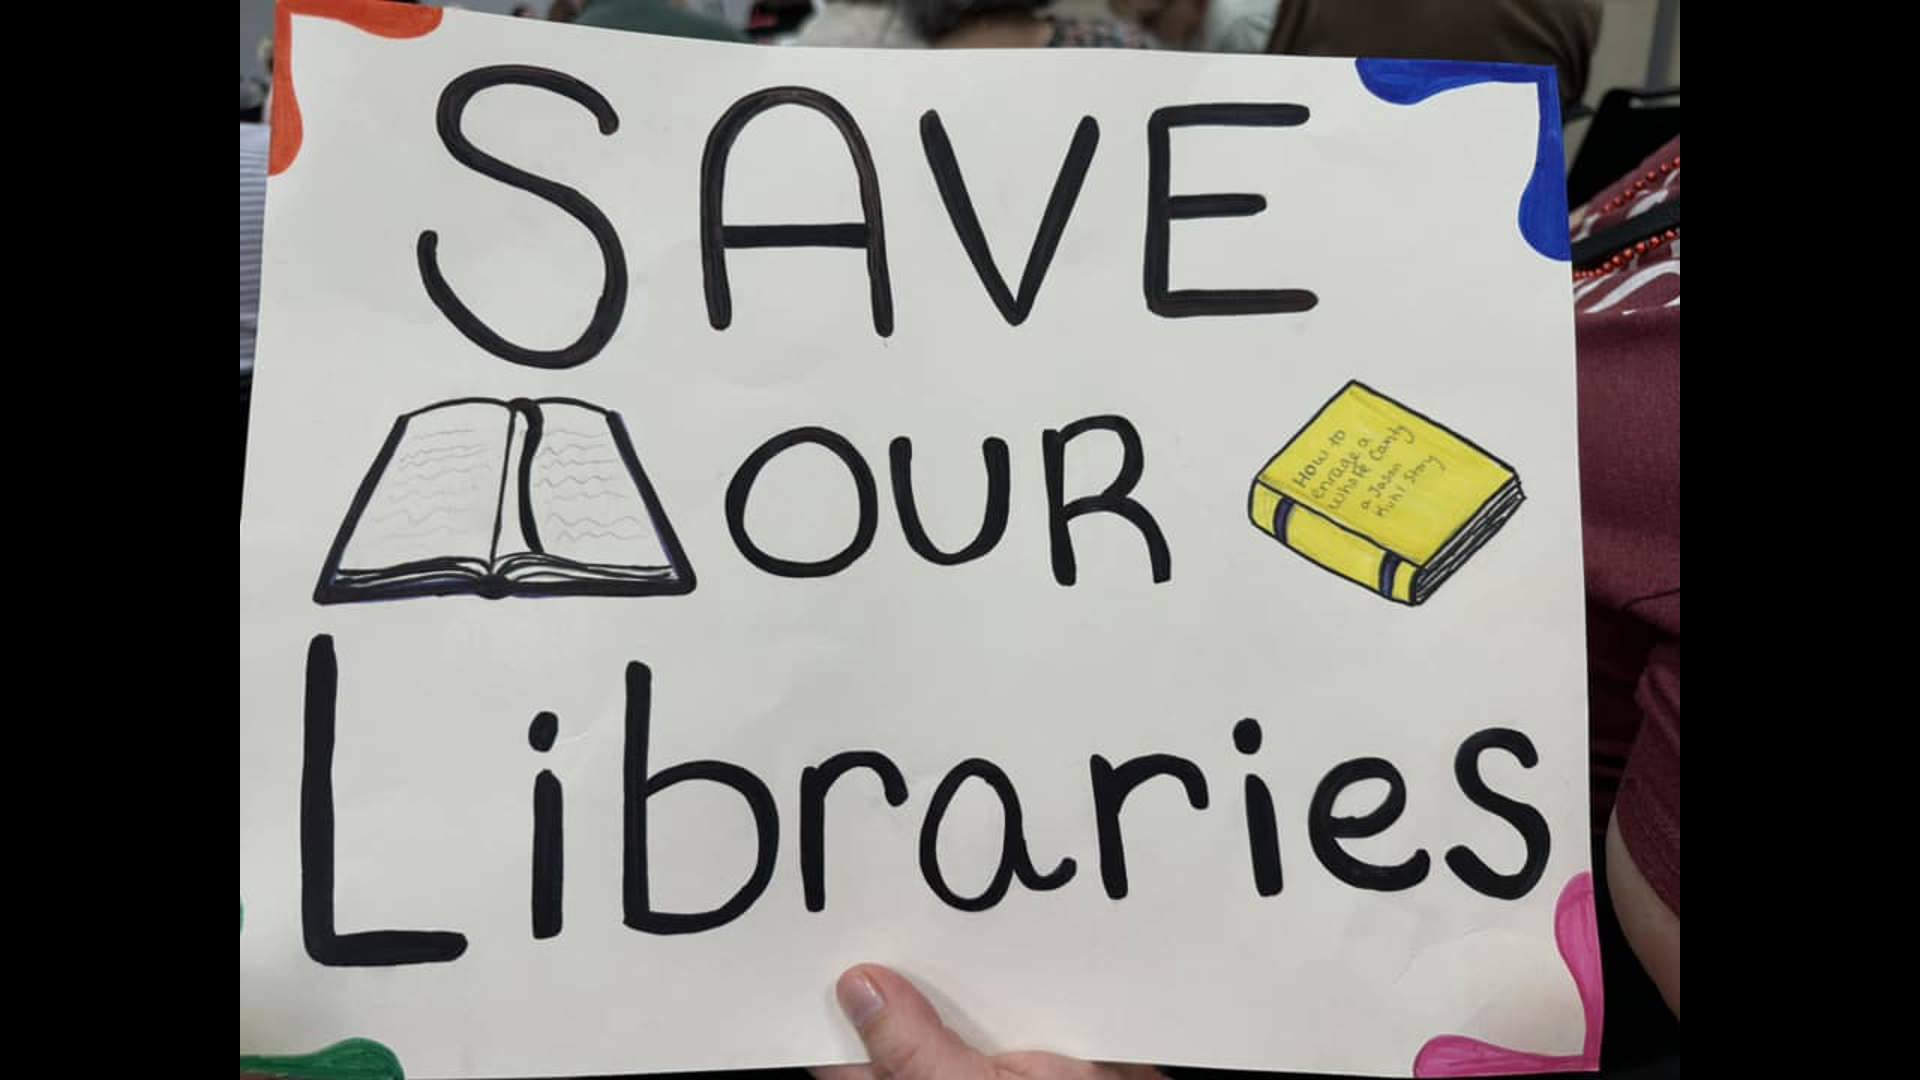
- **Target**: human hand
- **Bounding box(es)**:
[812,964,1166,1080]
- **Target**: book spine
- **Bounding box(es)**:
[1249,483,1416,603]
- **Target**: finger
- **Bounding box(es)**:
[996,1050,1103,1080]
[835,964,992,1080]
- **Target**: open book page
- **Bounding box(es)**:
[335,401,510,576]
[505,400,675,580]
[493,402,535,566]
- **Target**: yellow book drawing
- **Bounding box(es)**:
[1248,381,1524,605]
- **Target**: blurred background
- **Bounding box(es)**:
[239,0,1675,183]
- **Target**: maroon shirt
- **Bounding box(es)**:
[1570,138,1680,916]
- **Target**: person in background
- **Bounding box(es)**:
[787,0,924,47]
[1569,135,1680,1019]
[913,0,1159,48]
[1108,0,1269,52]
[241,119,269,503]
[1110,0,1600,108]
[513,4,536,14]
[240,122,270,379]
[795,0,1157,48]
[548,0,583,20]
[257,38,274,117]
[570,0,749,41]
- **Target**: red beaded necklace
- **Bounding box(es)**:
[1571,154,1679,283]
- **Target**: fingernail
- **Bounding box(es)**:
[837,968,886,1029]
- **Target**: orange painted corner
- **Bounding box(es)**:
[267,0,446,176]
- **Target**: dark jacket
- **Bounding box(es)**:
[573,0,749,44]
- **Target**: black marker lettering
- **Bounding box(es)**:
[1144,104,1317,318]
[1234,719,1283,897]
[301,635,468,966]
[726,427,879,578]
[800,751,910,912]
[1043,415,1171,585]
[1308,757,1430,892]
[1446,728,1551,900]
[419,66,626,369]
[1088,754,1210,899]
[530,711,562,940]
[701,87,893,336]
[919,112,1098,325]
[919,760,1076,911]
[889,436,1011,566]
[622,661,779,934]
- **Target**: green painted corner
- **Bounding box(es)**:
[239,1037,404,1080]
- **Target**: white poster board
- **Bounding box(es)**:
[240,4,1595,1077]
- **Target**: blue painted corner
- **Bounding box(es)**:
[1355,58,1570,262]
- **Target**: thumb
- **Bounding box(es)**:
[835,964,991,1080]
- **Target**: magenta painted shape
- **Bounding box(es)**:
[1413,872,1604,1076]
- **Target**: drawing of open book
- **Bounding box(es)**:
[315,397,695,604]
